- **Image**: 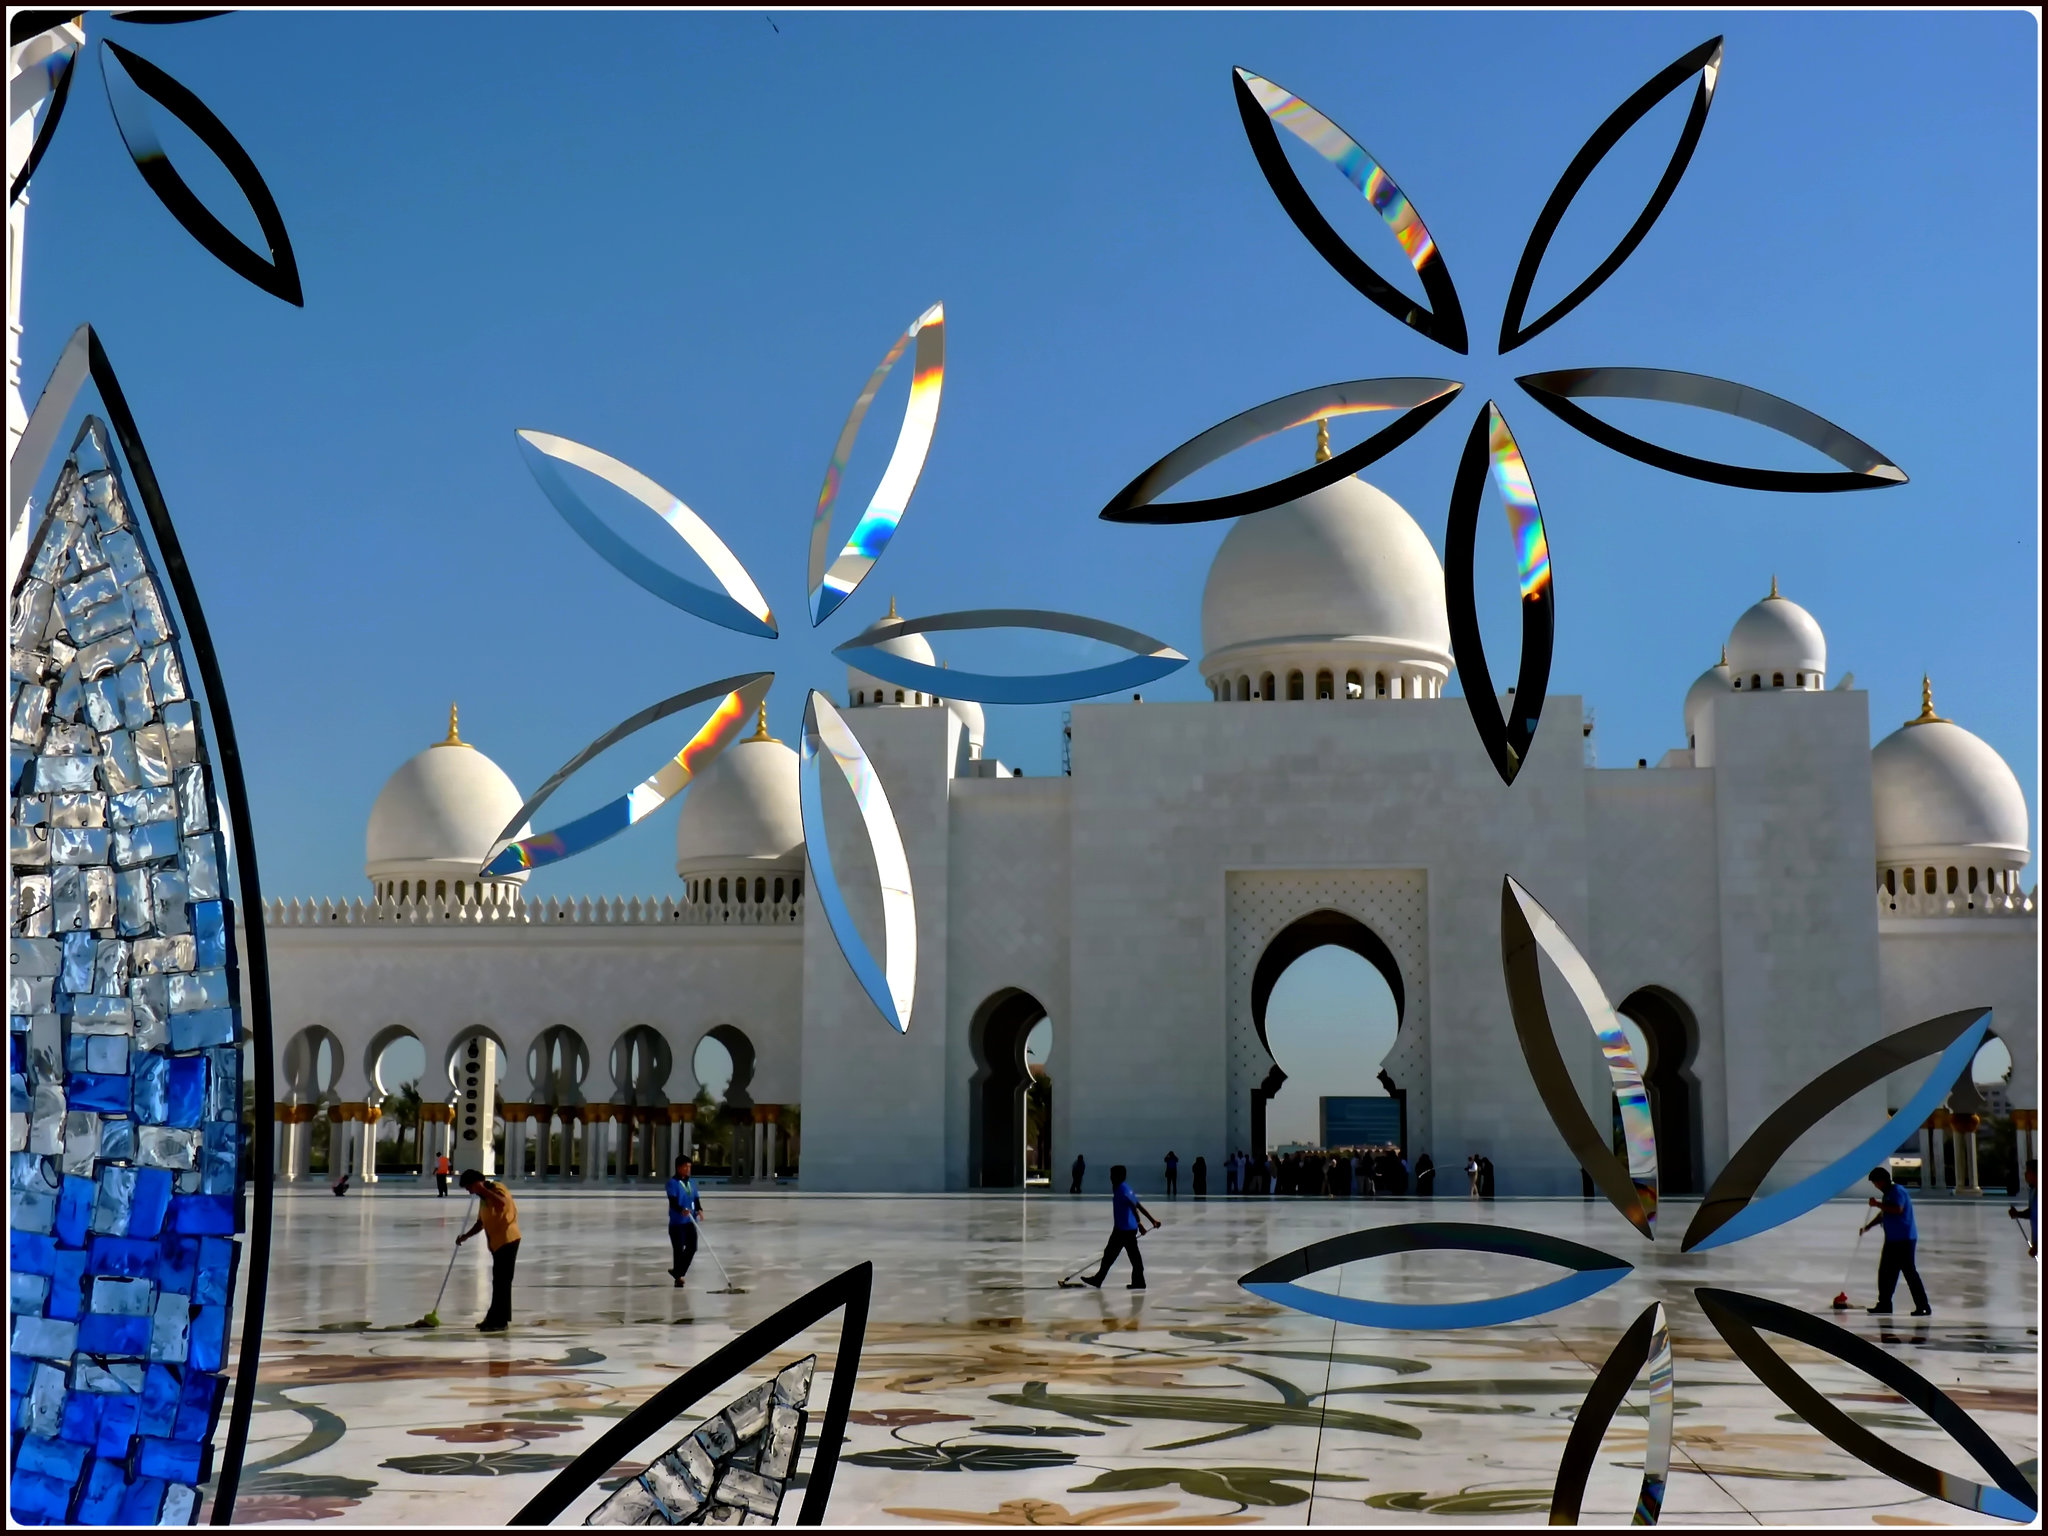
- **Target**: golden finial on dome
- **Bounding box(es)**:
[1909,674,1948,726]
[1315,418,1332,464]
[886,594,899,620]
[751,701,771,741]
[437,702,472,749]
[1719,645,1728,667]
[1768,573,1780,599]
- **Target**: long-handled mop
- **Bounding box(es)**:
[1831,1225,1867,1311]
[414,1198,476,1328]
[692,1225,747,1295]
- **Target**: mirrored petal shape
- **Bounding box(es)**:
[9,324,90,566]
[1696,1288,2036,1523]
[108,10,234,22]
[1502,876,1658,1237]
[1683,1008,1989,1253]
[808,304,944,627]
[800,691,916,1034]
[1444,402,1553,786]
[1098,378,1462,525]
[481,673,773,877]
[833,609,1187,705]
[1550,1302,1673,1525]
[1516,368,1908,492]
[515,431,777,638]
[98,39,303,305]
[1239,1222,1630,1330]
[1234,69,1467,353]
[512,1262,871,1526]
[1498,37,1723,354]
[9,34,75,204]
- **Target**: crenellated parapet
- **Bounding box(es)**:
[261,891,803,928]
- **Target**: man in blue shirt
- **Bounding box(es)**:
[2009,1158,2037,1259]
[667,1156,704,1289]
[1860,1166,1930,1315]
[1081,1164,1160,1290]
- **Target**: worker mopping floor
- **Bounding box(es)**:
[413,1197,477,1328]
[1832,1226,1866,1311]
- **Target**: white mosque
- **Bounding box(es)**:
[262,475,2039,1196]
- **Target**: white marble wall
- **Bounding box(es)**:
[1878,919,2039,1112]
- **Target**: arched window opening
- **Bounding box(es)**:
[1903,868,1916,894]
[1237,675,1250,701]
[1795,672,1804,687]
[1315,669,1334,700]
[1968,867,1979,894]
[1773,673,1785,688]
[399,881,409,901]
[1287,671,1304,701]
[1375,671,1388,697]
[1946,867,1958,895]
[1751,675,1762,690]
[791,877,803,902]
[1260,673,1276,702]
[894,689,905,704]
[754,877,766,903]
[435,880,447,901]
[455,881,465,903]
[773,877,785,904]
[1924,867,1936,897]
[1885,868,1897,896]
[1346,669,1363,699]
[718,877,729,902]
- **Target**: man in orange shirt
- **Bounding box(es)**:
[456,1169,522,1332]
[435,1153,451,1197]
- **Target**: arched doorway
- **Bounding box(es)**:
[968,989,1050,1188]
[692,1026,757,1177]
[610,1025,674,1178]
[1251,911,1405,1155]
[369,1027,426,1176]
[281,1027,343,1179]
[1616,987,1702,1196]
[528,1026,590,1177]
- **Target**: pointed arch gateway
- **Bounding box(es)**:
[969,989,1050,1188]
[1250,909,1407,1155]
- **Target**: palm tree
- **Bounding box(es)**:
[390,1079,424,1173]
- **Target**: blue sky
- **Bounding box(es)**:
[20,9,2039,921]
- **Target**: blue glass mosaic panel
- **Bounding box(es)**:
[8,428,245,1526]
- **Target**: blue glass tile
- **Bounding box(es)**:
[193,1238,235,1306]
[204,1048,239,1124]
[162,1482,200,1526]
[149,1291,189,1364]
[88,1276,155,1316]
[136,1435,205,1485]
[10,1314,77,1360]
[191,900,226,968]
[78,1312,151,1358]
[8,1068,25,1110]
[165,969,230,1014]
[111,820,179,867]
[85,1236,157,1278]
[173,1369,223,1441]
[115,1472,165,1524]
[8,1468,78,1521]
[163,1056,204,1126]
[97,1117,134,1161]
[168,1008,235,1053]
[69,994,131,1025]
[55,1174,94,1246]
[28,1361,67,1438]
[83,1034,129,1075]
[131,1055,167,1124]
[68,1073,130,1116]
[10,1183,58,1235]
[48,1251,86,1322]
[59,932,94,995]
[94,1394,138,1458]
[157,1236,198,1295]
[128,1166,173,1238]
[58,1390,103,1445]
[170,1194,235,1237]
[200,1123,238,1195]
[74,1458,128,1523]
[15,1430,90,1482]
[11,1271,51,1313]
[137,1363,179,1436]
[70,1359,145,1394]
[90,1164,136,1236]
[187,1304,227,1371]
[65,1035,90,1073]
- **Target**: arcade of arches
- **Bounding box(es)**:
[271,1022,800,1187]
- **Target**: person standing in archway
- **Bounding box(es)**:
[1192,1155,1207,1198]
[1070,1154,1086,1195]
[456,1169,521,1332]
[1080,1165,1159,1291]
[667,1156,704,1288]
[1415,1152,1434,1198]
[1466,1153,1480,1199]
[435,1152,450,1197]
[1164,1151,1179,1200]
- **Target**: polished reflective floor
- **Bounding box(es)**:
[216,1189,2037,1525]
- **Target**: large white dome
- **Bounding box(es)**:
[1200,476,1452,694]
[675,717,803,874]
[366,707,529,888]
[846,601,942,707]
[1871,681,2029,869]
[1726,579,1826,689]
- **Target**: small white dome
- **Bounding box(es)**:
[846,602,941,706]
[1684,654,1732,742]
[1726,579,1826,688]
[1872,681,2029,868]
[1199,475,1452,684]
[366,707,529,886]
[675,719,803,874]
[945,691,985,757]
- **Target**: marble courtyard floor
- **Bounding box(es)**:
[211,1189,2037,1526]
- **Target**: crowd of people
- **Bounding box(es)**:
[1218,1146,1428,1198]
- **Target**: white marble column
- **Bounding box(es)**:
[765,1121,778,1182]
[504,1115,526,1181]
[752,1120,766,1183]
[1930,1124,1947,1190]
[358,1114,380,1184]
[1959,1128,1982,1196]
[1918,1126,1935,1188]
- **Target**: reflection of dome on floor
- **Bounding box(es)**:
[366,705,529,904]
[1200,474,1452,701]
